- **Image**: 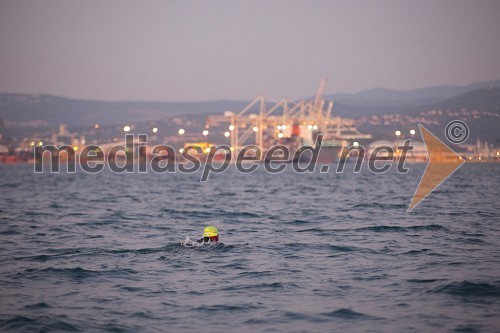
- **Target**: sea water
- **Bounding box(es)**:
[0,163,499,332]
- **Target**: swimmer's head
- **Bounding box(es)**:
[203,226,219,242]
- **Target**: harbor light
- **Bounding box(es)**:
[123,125,131,132]
[277,133,284,139]
[395,130,401,136]
[253,126,259,132]
[229,125,235,131]
[178,128,185,135]
[152,127,158,133]
[202,130,209,136]
[410,129,416,135]
[224,131,230,137]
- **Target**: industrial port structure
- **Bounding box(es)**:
[206,79,372,159]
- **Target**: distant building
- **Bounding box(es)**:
[0,144,9,154]
[51,124,84,147]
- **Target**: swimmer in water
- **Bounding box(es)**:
[197,225,219,243]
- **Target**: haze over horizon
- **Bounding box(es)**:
[1,0,500,102]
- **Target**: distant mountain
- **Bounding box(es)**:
[417,87,500,143]
[420,86,500,112]
[331,103,413,118]
[0,93,249,127]
[327,80,500,109]
[357,87,500,144]
[2,80,499,126]
[1,81,499,144]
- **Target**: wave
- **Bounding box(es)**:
[159,207,267,221]
[109,246,168,255]
[14,249,91,262]
[18,244,181,260]
[221,281,300,292]
[194,303,261,313]
[160,207,215,219]
[48,203,68,209]
[289,219,311,225]
[0,229,20,235]
[430,280,500,298]
[353,203,408,210]
[452,237,487,245]
[22,302,52,310]
[397,249,446,256]
[0,315,135,332]
[0,315,79,332]
[451,324,482,333]
[356,224,448,233]
[0,182,22,188]
[328,245,357,252]
[279,242,374,254]
[321,308,374,320]
[235,211,262,218]
[407,278,443,283]
[16,267,139,280]
[296,227,325,233]
[13,243,234,264]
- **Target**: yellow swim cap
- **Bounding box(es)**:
[203,226,219,237]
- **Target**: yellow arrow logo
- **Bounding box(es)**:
[408,124,465,211]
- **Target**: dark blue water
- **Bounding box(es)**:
[1,163,499,332]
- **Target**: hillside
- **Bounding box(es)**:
[328,79,500,109]
[1,83,499,145]
[356,88,500,143]
[422,87,500,112]
[2,80,499,127]
[0,94,248,127]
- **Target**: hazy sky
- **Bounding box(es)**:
[1,0,499,101]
